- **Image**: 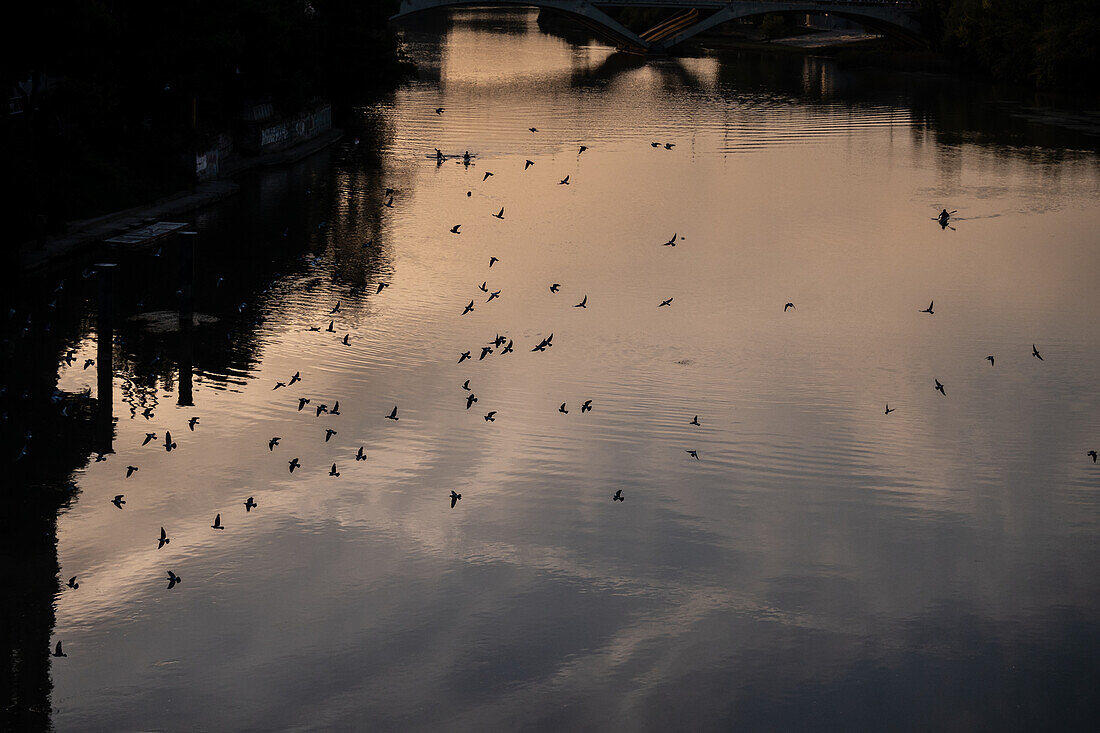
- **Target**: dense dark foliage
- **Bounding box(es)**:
[922,0,1100,92]
[3,0,410,245]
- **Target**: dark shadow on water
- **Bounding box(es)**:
[0,108,394,731]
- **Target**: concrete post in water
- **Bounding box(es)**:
[95,263,117,453]
[177,231,197,407]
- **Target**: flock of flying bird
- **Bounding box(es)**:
[48,108,1098,662]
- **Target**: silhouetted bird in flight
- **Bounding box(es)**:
[329,463,340,477]
[659,297,673,307]
[479,282,488,292]
[690,415,700,426]
[142,433,157,446]
[298,398,311,411]
[316,404,329,417]
[326,321,335,333]
[164,431,176,452]
[450,224,461,234]
[463,301,474,315]
[450,490,462,508]
[784,302,795,311]
[575,295,587,308]
[157,527,170,549]
[331,401,341,416]
[126,466,138,478]
[559,403,568,414]
[613,489,624,502]
[487,290,501,302]
[885,404,895,414]
[582,400,593,413]
[686,450,699,459]
[356,447,366,461]
[550,283,560,293]
[466,394,478,410]
[489,256,499,267]
[84,359,94,370]
[188,417,199,431]
[289,458,300,473]
[52,641,66,657]
[384,197,394,208]
[480,346,493,360]
[935,379,946,395]
[483,171,493,181]
[377,282,390,294]
[459,351,472,363]
[166,571,181,589]
[559,175,570,185]
[1032,344,1043,360]
[663,233,677,246]
[501,340,514,354]
[330,301,341,314]
[211,514,224,530]
[342,334,350,346]
[651,142,660,147]
[920,301,934,314]
[493,335,507,347]
[462,379,471,391]
[1088,451,1097,463]
[986,355,995,366]
[665,143,675,150]
[579,145,587,154]
[386,406,399,421]
[494,208,504,219]
[112,495,125,509]
[485,411,497,422]
[524,160,534,170]
[529,127,538,132]
[436,107,444,115]
[325,429,337,442]
[67,576,78,589]
[269,437,281,451]
[290,371,302,385]
[244,496,257,511]
[530,333,552,352]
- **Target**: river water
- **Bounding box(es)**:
[19,8,1100,731]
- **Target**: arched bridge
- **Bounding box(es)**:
[392,1,924,52]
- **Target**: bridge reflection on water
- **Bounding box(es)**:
[393,0,923,51]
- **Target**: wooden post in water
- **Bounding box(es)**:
[177,231,197,407]
[178,231,197,331]
[95,263,117,453]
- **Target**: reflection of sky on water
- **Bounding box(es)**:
[31,8,1100,731]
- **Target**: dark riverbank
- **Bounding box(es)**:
[5,1,413,250]
[17,127,346,273]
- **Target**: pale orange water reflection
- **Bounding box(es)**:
[43,8,1100,731]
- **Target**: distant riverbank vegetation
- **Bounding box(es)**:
[4,0,414,245]
[922,0,1099,92]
